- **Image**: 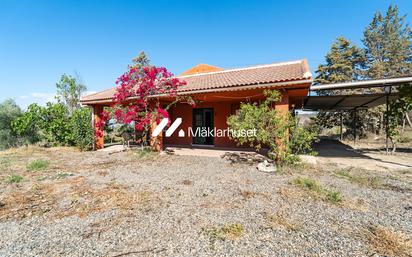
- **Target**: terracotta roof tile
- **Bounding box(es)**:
[81,59,311,104]
[179,64,224,76]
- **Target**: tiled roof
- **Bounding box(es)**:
[81,59,311,104]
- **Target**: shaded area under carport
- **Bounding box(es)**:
[303,76,412,153]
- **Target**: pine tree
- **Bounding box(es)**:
[362,4,412,151]
[363,4,412,79]
[314,37,365,135]
[315,37,364,86]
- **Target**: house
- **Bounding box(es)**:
[80,59,312,150]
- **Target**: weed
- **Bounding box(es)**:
[133,148,156,159]
[6,174,23,183]
[239,189,256,199]
[266,212,299,231]
[291,177,343,204]
[26,159,49,171]
[291,177,322,193]
[203,223,245,247]
[363,225,412,257]
[0,157,12,169]
[182,180,193,186]
[54,172,73,179]
[326,190,342,203]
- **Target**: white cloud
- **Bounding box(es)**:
[82,91,97,97]
[16,92,56,109]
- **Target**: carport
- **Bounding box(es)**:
[303,77,412,153]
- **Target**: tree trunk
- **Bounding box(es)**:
[390,137,396,154]
[405,112,412,128]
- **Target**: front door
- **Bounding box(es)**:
[192,108,214,145]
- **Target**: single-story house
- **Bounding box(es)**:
[80,59,312,150]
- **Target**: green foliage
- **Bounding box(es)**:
[227,90,317,165]
[69,108,94,151]
[26,159,49,171]
[12,103,71,146]
[56,74,87,115]
[363,5,412,79]
[6,174,23,183]
[0,99,23,150]
[326,191,343,203]
[12,102,93,150]
[315,37,365,89]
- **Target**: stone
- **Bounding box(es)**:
[257,160,277,172]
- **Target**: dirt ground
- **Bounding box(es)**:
[313,139,412,171]
[0,145,411,257]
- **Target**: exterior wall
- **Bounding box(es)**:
[164,91,290,148]
[93,105,105,150]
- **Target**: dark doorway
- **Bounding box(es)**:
[192,108,214,145]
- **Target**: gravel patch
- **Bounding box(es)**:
[0,147,411,257]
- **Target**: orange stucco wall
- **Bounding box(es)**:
[164,92,291,148]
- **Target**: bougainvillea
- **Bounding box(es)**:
[96,66,190,145]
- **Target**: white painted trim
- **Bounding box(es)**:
[311,77,412,91]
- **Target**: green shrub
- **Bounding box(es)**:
[69,108,94,151]
[227,90,317,165]
[26,159,49,171]
[6,174,23,183]
[12,103,71,146]
[0,99,23,150]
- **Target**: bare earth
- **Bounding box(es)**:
[0,146,411,257]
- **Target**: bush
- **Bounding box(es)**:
[227,90,317,165]
[0,99,23,150]
[12,103,93,150]
[69,108,94,151]
[12,103,71,146]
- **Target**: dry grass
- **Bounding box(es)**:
[0,182,57,220]
[239,189,256,199]
[182,179,193,186]
[291,177,343,204]
[363,225,412,257]
[265,212,300,231]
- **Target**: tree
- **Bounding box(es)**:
[363,5,412,79]
[55,74,87,115]
[314,37,367,136]
[12,103,71,146]
[363,4,412,152]
[0,99,22,149]
[315,36,365,92]
[69,108,94,151]
[96,53,190,149]
[129,51,151,71]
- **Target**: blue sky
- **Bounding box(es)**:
[1,0,411,108]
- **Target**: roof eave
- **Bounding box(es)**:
[80,78,312,106]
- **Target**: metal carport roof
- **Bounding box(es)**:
[303,76,412,111]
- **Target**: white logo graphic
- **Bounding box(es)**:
[152,118,182,137]
[152,118,256,138]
